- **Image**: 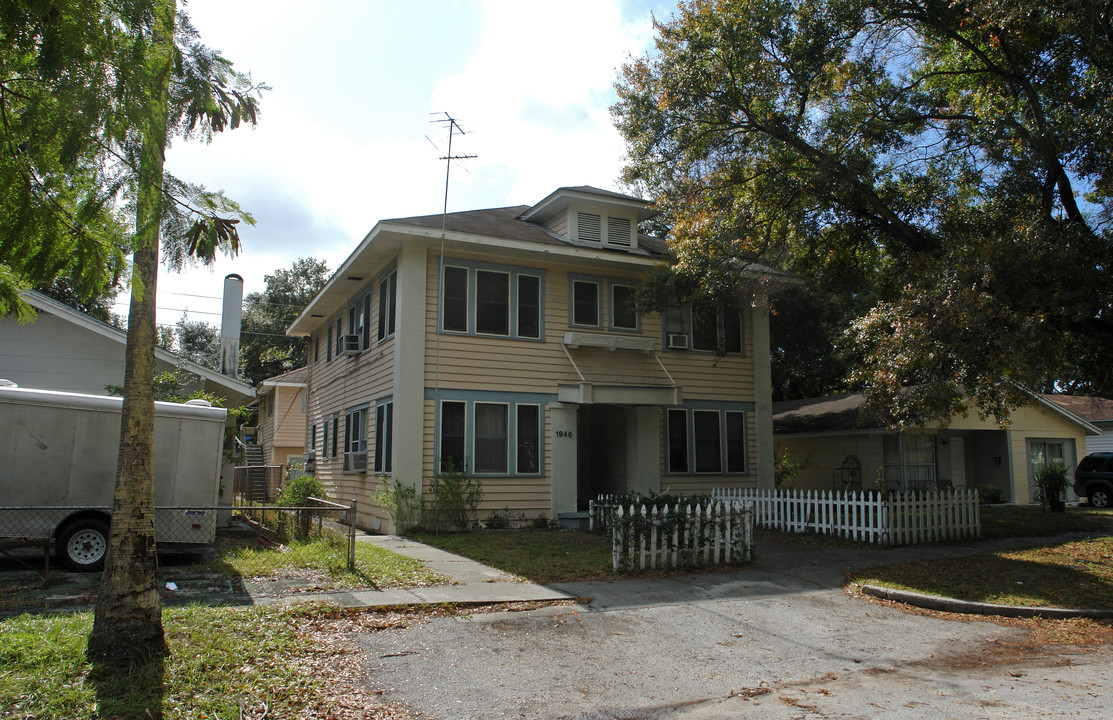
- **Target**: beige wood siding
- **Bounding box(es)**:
[422,253,757,404]
[305,274,397,531]
[774,434,885,492]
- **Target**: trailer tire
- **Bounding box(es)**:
[57,518,109,571]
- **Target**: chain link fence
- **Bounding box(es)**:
[0,498,358,575]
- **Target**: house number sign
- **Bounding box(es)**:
[555,430,574,438]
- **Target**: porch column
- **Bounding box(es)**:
[752,294,775,488]
[391,242,427,529]
[628,406,661,495]
[550,403,578,516]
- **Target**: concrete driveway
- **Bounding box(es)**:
[357,538,1111,719]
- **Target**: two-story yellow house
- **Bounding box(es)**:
[288,187,790,532]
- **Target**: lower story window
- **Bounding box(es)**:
[474,402,508,474]
[440,401,466,472]
[667,407,748,475]
[438,399,543,476]
[375,401,393,473]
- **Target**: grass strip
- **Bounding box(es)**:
[0,604,342,719]
[849,536,1113,610]
[410,529,617,584]
[201,535,445,590]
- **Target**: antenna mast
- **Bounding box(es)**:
[431,112,477,237]
[429,112,475,534]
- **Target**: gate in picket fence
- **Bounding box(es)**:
[590,500,754,571]
[710,487,980,545]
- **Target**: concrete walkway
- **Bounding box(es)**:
[246,533,574,608]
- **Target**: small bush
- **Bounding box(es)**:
[373,477,425,532]
[979,485,1004,504]
[430,462,484,531]
[529,513,556,530]
[276,475,327,540]
[277,474,326,507]
[485,507,511,530]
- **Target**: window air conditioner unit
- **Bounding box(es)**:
[344,451,367,473]
[340,334,361,356]
[666,333,689,350]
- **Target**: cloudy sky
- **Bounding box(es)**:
[124,0,678,329]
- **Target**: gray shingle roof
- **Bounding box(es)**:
[381,206,670,258]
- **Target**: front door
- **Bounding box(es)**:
[577,405,628,510]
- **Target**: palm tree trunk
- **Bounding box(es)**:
[87,0,176,666]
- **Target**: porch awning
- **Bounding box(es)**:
[558,382,681,406]
[559,331,680,406]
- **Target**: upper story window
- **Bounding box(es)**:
[568,275,640,332]
[348,288,373,352]
[665,302,743,353]
[571,280,600,327]
[440,261,544,341]
[378,269,397,342]
[574,210,636,248]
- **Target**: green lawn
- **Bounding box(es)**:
[980,504,1113,539]
[0,604,373,720]
[850,535,1113,610]
[410,529,618,584]
[199,534,445,590]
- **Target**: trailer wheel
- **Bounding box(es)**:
[57,518,109,571]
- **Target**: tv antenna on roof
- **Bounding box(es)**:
[429,112,477,237]
[430,113,476,534]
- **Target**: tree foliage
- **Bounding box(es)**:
[614,0,1113,425]
[1,0,265,666]
[240,257,329,385]
[1,0,264,317]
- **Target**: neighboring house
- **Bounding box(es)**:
[256,367,308,467]
[0,290,255,407]
[289,186,796,532]
[1044,395,1113,455]
[773,392,1101,504]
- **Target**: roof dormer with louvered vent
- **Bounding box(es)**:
[521,186,653,252]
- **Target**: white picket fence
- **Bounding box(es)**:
[710,487,981,545]
[591,500,754,571]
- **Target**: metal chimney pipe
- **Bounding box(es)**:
[220,274,244,377]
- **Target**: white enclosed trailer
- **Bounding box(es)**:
[0,384,227,570]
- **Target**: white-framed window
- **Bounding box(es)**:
[439,262,543,341]
[331,415,339,459]
[883,433,937,491]
[345,407,368,455]
[378,269,397,342]
[344,406,369,473]
[333,316,344,355]
[666,408,748,475]
[374,400,393,473]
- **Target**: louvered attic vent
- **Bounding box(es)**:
[607,216,632,246]
[577,212,602,242]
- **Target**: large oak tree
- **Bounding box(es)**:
[614,0,1113,425]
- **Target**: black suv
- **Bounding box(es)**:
[1074,452,1113,508]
